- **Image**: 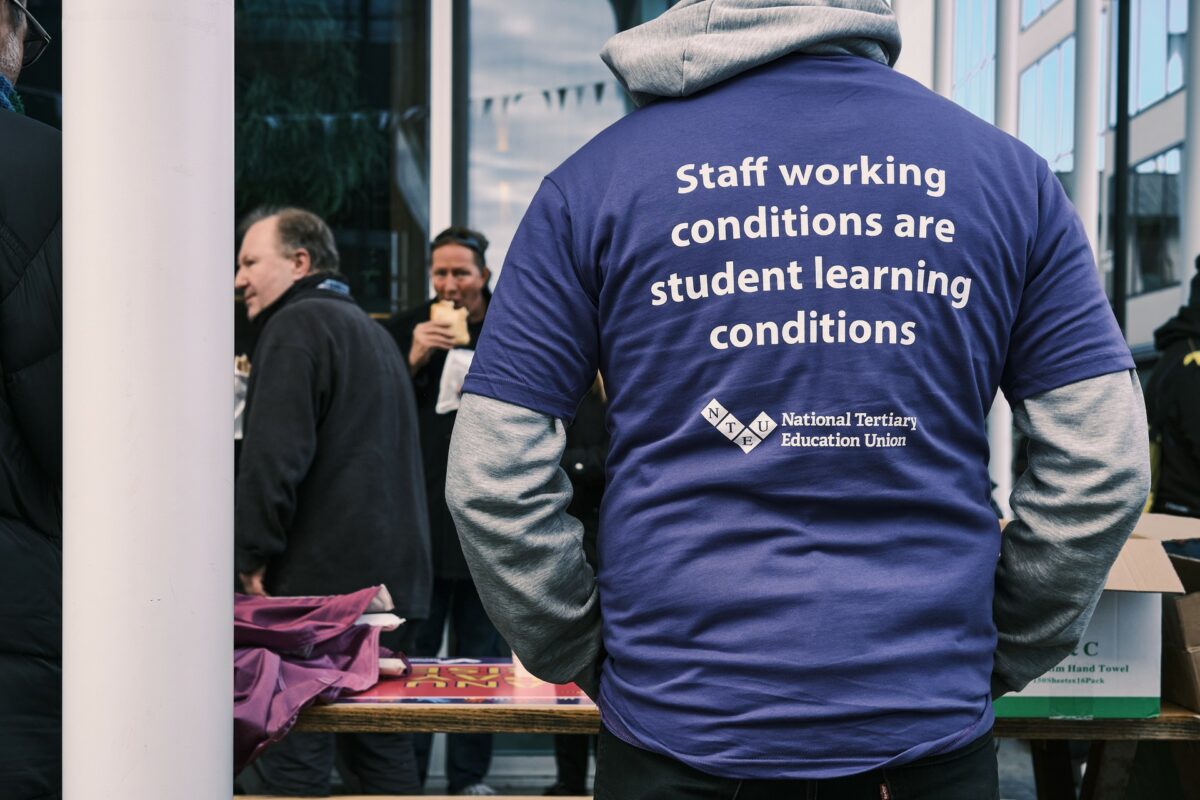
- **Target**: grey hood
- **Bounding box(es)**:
[601,0,901,107]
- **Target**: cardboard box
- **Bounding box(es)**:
[993,515,1195,719]
[1162,643,1200,712]
[1163,554,1200,650]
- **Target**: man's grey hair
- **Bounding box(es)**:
[238,206,340,275]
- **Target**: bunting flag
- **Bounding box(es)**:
[251,110,399,132]
[472,80,624,117]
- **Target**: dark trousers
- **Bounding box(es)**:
[242,730,421,796]
[553,734,596,793]
[411,577,505,791]
[593,726,999,800]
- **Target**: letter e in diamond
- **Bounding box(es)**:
[737,430,763,453]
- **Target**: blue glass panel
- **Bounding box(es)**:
[1136,0,1168,109]
[954,0,971,83]
[1019,65,1038,147]
[1023,0,1040,26]
[985,0,996,52]
[1059,37,1076,166]
[982,61,995,125]
[1039,48,1059,160]
[1168,0,1187,33]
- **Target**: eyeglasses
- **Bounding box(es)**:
[9,0,50,68]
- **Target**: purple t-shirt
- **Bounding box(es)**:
[464,54,1132,779]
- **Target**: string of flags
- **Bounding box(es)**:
[474,80,622,116]
[239,79,626,136]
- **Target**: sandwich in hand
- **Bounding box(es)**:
[431,300,471,346]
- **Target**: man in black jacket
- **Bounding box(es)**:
[385,227,503,795]
[1146,256,1200,518]
[0,2,60,796]
[234,207,432,795]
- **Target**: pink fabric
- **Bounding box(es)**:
[233,586,410,772]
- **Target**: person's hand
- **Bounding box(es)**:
[409,320,457,373]
[240,566,268,597]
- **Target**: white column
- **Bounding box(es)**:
[994,0,1020,135]
[1183,0,1200,306]
[989,0,1021,518]
[62,3,233,798]
[1073,0,1102,258]
[933,0,956,98]
[430,1,454,240]
[891,0,936,90]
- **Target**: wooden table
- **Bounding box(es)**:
[294,663,1200,800]
[296,699,1200,739]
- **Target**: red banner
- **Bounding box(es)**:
[345,659,594,705]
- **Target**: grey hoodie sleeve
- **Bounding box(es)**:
[446,392,603,698]
[992,369,1150,696]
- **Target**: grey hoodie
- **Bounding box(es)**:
[601,0,901,107]
[447,0,1148,703]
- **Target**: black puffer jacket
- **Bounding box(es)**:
[1147,273,1200,517]
[0,111,62,799]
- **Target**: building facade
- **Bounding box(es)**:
[898,0,1197,361]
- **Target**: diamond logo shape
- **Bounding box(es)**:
[717,414,744,441]
[702,399,776,454]
[735,429,764,453]
[749,412,778,439]
[701,398,729,428]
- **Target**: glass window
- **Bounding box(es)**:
[468,0,627,274]
[235,0,430,319]
[1168,0,1188,93]
[1022,0,1061,29]
[952,0,995,124]
[1136,0,1169,109]
[1112,146,1184,295]
[1018,37,1075,189]
[1113,0,1190,120]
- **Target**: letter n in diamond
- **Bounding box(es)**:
[701,398,728,427]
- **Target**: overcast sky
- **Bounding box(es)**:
[469,0,628,275]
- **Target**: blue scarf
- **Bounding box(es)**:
[0,74,22,113]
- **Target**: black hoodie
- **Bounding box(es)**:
[1146,271,1200,517]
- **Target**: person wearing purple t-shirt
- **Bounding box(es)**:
[445,2,1150,796]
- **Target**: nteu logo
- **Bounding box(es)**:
[702,399,778,453]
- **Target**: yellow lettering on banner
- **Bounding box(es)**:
[405,667,448,688]
[449,666,501,688]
